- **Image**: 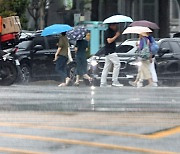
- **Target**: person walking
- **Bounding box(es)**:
[100,23,123,87]
[54,32,71,87]
[147,34,158,87]
[129,33,153,87]
[74,33,92,86]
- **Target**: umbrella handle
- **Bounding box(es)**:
[124,22,127,29]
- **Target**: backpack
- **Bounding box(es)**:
[139,38,151,61]
[149,36,159,55]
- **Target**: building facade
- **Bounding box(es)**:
[27,0,180,38]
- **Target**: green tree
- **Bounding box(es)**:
[0,0,29,29]
[28,0,53,30]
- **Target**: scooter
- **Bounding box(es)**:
[0,49,20,86]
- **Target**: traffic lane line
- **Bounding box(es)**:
[148,126,180,139]
[0,122,180,140]
[0,147,46,154]
[0,122,150,139]
[0,132,176,154]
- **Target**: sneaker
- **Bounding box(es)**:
[74,82,80,86]
[58,83,67,87]
[129,81,137,87]
[137,81,143,87]
[145,83,156,87]
[112,82,124,87]
[100,83,111,87]
[152,82,158,87]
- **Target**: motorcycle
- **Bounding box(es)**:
[0,49,20,86]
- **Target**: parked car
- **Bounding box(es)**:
[88,38,180,86]
[14,34,76,83]
[155,38,180,85]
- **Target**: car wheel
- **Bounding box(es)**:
[20,64,31,84]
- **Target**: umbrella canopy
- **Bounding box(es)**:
[122,26,152,35]
[41,24,73,36]
[103,15,133,24]
[67,26,88,40]
[129,20,159,29]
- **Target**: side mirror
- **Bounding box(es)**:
[33,45,43,51]
[158,48,171,57]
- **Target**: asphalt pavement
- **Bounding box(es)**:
[0,111,179,154]
[0,84,180,112]
[0,84,180,153]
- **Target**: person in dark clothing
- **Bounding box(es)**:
[54,32,71,87]
[74,33,92,86]
[100,23,123,87]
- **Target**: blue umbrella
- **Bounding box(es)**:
[41,24,73,36]
[67,26,88,40]
[103,15,133,24]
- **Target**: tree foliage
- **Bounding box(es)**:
[0,0,28,28]
[28,0,53,30]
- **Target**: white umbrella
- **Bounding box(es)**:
[103,15,133,24]
[122,26,152,35]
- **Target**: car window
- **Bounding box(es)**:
[17,41,32,50]
[116,45,134,53]
[47,36,59,49]
[170,41,180,53]
[160,41,170,50]
[32,36,46,49]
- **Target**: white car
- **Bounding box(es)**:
[117,39,138,55]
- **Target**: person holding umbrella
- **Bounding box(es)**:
[131,32,154,87]
[129,21,159,86]
[67,26,92,86]
[54,32,71,87]
[100,15,133,87]
[41,24,73,87]
[74,33,92,86]
[147,32,159,87]
[123,26,154,87]
[100,23,123,87]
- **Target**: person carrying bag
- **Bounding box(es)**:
[129,32,153,87]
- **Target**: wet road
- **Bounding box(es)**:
[0,112,180,154]
[0,85,180,112]
[0,84,180,153]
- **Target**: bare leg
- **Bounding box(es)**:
[147,78,153,85]
[65,77,71,86]
[74,75,80,85]
[83,74,92,81]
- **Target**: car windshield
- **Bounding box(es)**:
[17,41,32,50]
[116,45,134,53]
